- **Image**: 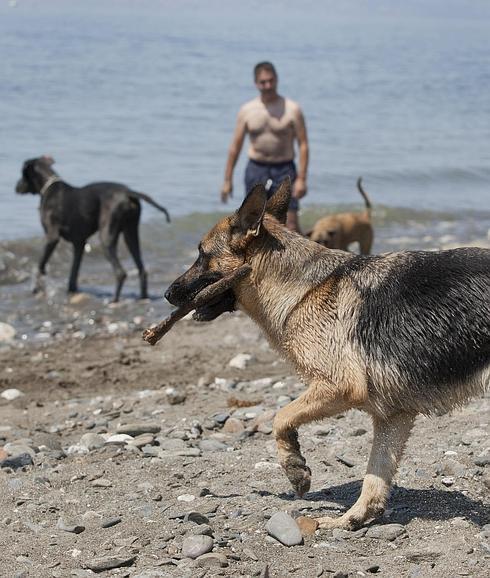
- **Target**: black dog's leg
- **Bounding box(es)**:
[39,238,59,274]
[68,242,85,293]
[123,225,148,299]
[101,230,126,302]
[34,237,59,293]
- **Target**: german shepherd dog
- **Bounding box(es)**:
[306,177,373,254]
[165,179,490,529]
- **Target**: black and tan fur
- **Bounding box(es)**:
[165,178,490,529]
[307,177,373,254]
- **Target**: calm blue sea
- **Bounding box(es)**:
[1,0,489,242]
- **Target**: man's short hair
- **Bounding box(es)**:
[254,62,277,80]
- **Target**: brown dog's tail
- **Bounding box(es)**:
[131,191,171,223]
[356,177,372,214]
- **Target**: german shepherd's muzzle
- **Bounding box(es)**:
[165,261,236,321]
[164,178,490,530]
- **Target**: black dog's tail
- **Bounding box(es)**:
[356,177,372,214]
[131,192,171,223]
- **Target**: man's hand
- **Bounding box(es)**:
[221,180,233,203]
[293,177,307,199]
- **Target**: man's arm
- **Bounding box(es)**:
[221,109,247,203]
[293,107,309,199]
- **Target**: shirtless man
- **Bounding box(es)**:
[220,62,309,232]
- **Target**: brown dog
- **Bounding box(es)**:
[307,177,373,254]
[164,179,490,530]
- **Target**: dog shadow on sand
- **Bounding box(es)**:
[257,481,489,527]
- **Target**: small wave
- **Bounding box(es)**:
[365,165,490,185]
[1,205,488,283]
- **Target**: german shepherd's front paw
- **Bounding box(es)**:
[316,514,362,531]
[283,455,312,497]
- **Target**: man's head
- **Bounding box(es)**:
[254,61,278,99]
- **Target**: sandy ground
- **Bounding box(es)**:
[0,311,488,578]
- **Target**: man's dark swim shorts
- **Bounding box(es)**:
[244,159,299,211]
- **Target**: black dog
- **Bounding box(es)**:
[16,156,171,302]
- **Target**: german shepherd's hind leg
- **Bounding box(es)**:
[317,412,415,530]
[273,385,350,497]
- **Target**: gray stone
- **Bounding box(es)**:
[199,439,229,452]
[4,442,36,458]
[91,478,112,488]
[212,412,230,426]
[441,476,454,486]
[0,323,16,343]
[184,511,210,525]
[165,387,186,405]
[1,453,34,470]
[128,433,155,448]
[474,455,490,467]
[168,429,188,440]
[436,458,466,477]
[79,433,105,451]
[265,511,303,546]
[116,422,161,436]
[181,535,214,559]
[228,353,254,369]
[366,523,406,541]
[101,517,122,528]
[171,448,201,457]
[141,445,163,457]
[351,428,368,436]
[132,560,167,578]
[478,523,490,540]
[1,387,23,400]
[157,438,187,451]
[243,547,259,561]
[335,454,356,468]
[405,547,443,562]
[195,553,228,568]
[85,555,136,572]
[57,517,85,534]
[189,524,213,536]
[104,434,133,445]
[276,395,292,407]
[222,417,244,434]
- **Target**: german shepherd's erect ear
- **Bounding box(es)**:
[266,177,291,224]
[234,184,268,237]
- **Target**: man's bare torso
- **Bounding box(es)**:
[239,96,301,163]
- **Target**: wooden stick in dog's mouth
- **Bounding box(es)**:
[142,264,251,346]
